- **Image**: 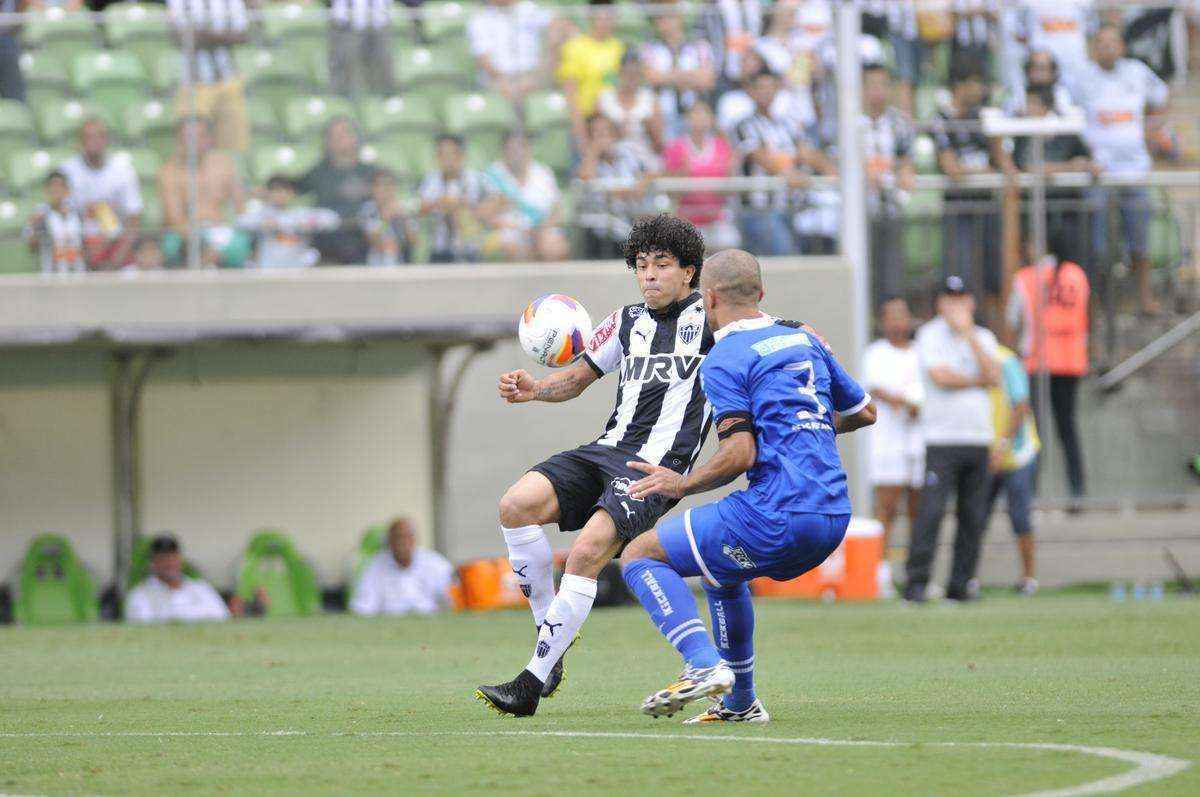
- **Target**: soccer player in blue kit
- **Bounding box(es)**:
[620,249,877,722]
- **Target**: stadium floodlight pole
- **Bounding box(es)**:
[834,0,869,512]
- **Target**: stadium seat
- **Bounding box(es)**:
[282,95,358,142]
[33,98,104,147]
[18,50,71,110]
[122,99,176,159]
[261,2,327,46]
[14,534,99,626]
[524,91,572,175]
[0,100,36,168]
[246,96,281,138]
[443,92,517,160]
[236,49,312,116]
[422,1,469,42]
[359,143,414,182]
[374,134,438,177]
[395,46,473,94]
[125,534,202,591]
[148,50,183,95]
[140,188,163,233]
[346,524,387,603]
[6,148,73,195]
[23,8,97,62]
[902,189,943,278]
[105,3,172,69]
[531,129,573,177]
[116,147,162,189]
[71,51,150,118]
[236,530,320,618]
[359,95,440,141]
[249,143,320,183]
[303,46,330,90]
[0,198,38,273]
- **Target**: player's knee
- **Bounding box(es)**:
[498,485,539,528]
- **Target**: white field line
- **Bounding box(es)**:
[0,729,1190,796]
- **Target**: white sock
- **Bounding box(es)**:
[524,574,596,682]
[502,524,555,627]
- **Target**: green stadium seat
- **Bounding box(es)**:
[23,8,97,62]
[236,49,312,116]
[395,46,473,92]
[7,148,73,195]
[247,96,281,138]
[249,142,320,183]
[359,95,440,140]
[71,50,150,117]
[125,534,202,591]
[140,188,163,232]
[304,46,330,89]
[0,198,39,274]
[422,1,469,42]
[261,2,327,45]
[0,100,36,168]
[1148,198,1183,270]
[33,98,105,146]
[282,95,357,142]
[148,50,183,95]
[359,142,414,182]
[14,534,99,626]
[116,147,162,188]
[532,129,573,177]
[444,92,516,167]
[524,90,570,133]
[346,524,387,604]
[902,189,943,278]
[105,3,172,69]
[122,99,176,159]
[236,530,320,618]
[373,133,437,176]
[18,50,71,109]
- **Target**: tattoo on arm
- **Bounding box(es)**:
[534,369,589,402]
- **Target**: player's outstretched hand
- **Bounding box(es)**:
[626,461,686,501]
[498,369,538,403]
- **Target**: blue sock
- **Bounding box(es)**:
[622,558,721,669]
[706,581,756,711]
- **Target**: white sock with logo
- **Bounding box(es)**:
[502,524,555,627]
[524,574,597,683]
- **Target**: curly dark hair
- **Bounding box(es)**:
[623,214,706,288]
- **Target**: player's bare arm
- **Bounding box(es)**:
[626,431,756,501]
[497,358,599,404]
[834,400,877,434]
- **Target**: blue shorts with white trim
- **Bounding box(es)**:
[657,499,849,587]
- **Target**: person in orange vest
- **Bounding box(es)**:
[1005,229,1089,506]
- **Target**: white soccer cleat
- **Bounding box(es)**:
[641,662,735,718]
[683,697,771,724]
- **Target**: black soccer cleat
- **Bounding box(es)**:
[475,670,543,717]
[540,634,580,699]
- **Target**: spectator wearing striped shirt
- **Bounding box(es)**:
[167,0,250,153]
[640,4,717,140]
[468,0,557,109]
[861,64,915,305]
[329,0,395,97]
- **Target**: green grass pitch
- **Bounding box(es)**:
[2,594,1197,795]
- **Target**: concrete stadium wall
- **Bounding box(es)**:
[0,258,860,587]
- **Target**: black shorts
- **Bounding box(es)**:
[530,443,677,543]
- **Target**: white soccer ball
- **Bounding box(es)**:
[518,293,593,368]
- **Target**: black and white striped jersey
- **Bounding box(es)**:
[581,291,714,474]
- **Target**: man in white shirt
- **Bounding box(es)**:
[61,118,142,271]
[904,277,1000,604]
[1073,23,1169,314]
[467,0,555,106]
[126,535,230,624]
[862,298,923,598]
[1020,0,1093,89]
[351,518,454,617]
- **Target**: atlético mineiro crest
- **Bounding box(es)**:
[536,640,550,658]
[679,323,701,345]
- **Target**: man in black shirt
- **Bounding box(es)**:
[296,116,377,265]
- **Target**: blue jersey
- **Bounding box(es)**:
[700,315,870,517]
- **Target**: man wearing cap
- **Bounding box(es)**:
[125,535,230,623]
[904,277,1001,603]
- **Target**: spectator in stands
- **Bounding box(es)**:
[350,518,454,616]
[932,55,1014,310]
[158,116,249,269]
[1011,86,1096,269]
[1075,24,1169,315]
[330,0,394,97]
[24,171,84,274]
[905,275,1000,604]
[596,52,663,157]
[1007,228,1090,506]
[418,134,490,264]
[640,4,717,140]
[297,117,377,265]
[984,343,1042,596]
[865,1,920,118]
[359,169,417,266]
[468,0,556,109]
[662,100,739,251]
[703,0,765,86]
[238,174,339,269]
[1003,49,1076,117]
[482,131,570,262]
[1017,2,1092,92]
[861,64,915,304]
[949,1,993,75]
[126,535,230,624]
[754,1,820,137]
[130,235,165,272]
[577,113,661,259]
[734,68,834,256]
[62,117,142,271]
[0,0,25,103]
[862,297,924,600]
[558,0,624,141]
[166,0,250,153]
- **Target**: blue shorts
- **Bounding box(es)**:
[658,499,849,587]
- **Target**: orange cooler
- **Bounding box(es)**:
[751,517,882,601]
[457,557,528,611]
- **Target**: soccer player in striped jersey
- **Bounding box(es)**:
[477,214,715,717]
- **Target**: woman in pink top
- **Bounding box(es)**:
[662,100,739,250]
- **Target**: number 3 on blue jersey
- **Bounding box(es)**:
[785,360,828,421]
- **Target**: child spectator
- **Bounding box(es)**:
[662,100,739,251]
[359,169,418,266]
[596,52,663,156]
[418,135,491,264]
[558,0,624,140]
[24,171,85,274]
[238,175,339,269]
